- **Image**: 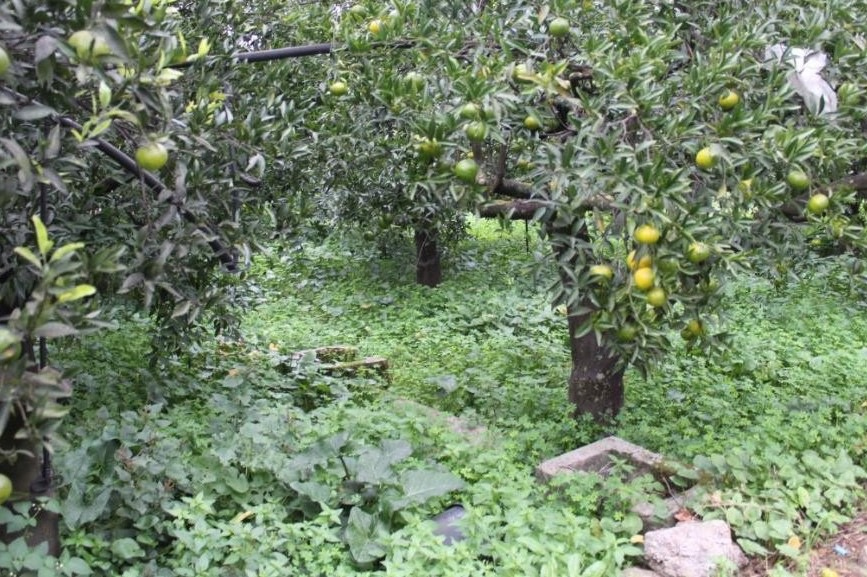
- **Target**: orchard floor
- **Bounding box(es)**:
[743,509,867,576]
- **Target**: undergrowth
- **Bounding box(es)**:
[44,218,867,576]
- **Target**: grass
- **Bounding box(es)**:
[52,217,867,575]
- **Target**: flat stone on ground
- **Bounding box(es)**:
[644,520,748,577]
[535,436,663,482]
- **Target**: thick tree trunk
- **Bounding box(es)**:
[547,221,626,421]
[414,227,442,288]
[566,311,625,419]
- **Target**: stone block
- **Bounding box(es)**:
[644,520,748,577]
[535,436,664,483]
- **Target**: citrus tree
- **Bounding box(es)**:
[239,0,867,418]
[0,0,279,555]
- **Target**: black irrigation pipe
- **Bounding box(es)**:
[170,40,414,68]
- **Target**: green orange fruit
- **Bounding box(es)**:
[454,158,479,183]
[589,264,613,280]
[646,287,667,307]
[69,30,111,60]
[135,142,168,171]
[718,90,740,111]
[687,242,711,264]
[787,169,810,191]
[523,115,542,130]
[329,81,349,96]
[459,103,481,120]
[807,193,829,215]
[0,474,12,505]
[548,18,570,38]
[464,121,488,142]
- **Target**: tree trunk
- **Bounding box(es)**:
[0,411,60,555]
[547,221,626,421]
[566,311,625,419]
[414,227,442,287]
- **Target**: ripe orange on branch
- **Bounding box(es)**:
[633,267,654,291]
[695,147,715,170]
[634,224,661,245]
[627,250,652,271]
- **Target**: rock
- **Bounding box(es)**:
[622,568,662,577]
[535,436,664,483]
[644,520,748,577]
[432,504,466,545]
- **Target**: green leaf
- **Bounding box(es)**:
[56,285,97,303]
[13,246,41,268]
[390,469,464,510]
[33,322,78,339]
[355,440,412,484]
[724,507,744,526]
[344,507,388,564]
[13,105,55,121]
[290,481,332,504]
[50,242,85,263]
[110,537,144,560]
[62,556,92,576]
[31,215,52,256]
[737,538,769,556]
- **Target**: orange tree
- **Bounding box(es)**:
[0,0,277,556]
[244,0,867,419]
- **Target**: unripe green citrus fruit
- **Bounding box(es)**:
[465,121,487,142]
[646,287,667,307]
[548,18,570,38]
[454,158,479,183]
[687,242,711,264]
[786,169,810,191]
[807,193,829,215]
[589,264,613,280]
[718,90,740,111]
[329,81,348,96]
[135,142,168,171]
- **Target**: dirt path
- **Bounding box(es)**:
[742,511,867,576]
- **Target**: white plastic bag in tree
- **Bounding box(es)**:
[765,43,838,115]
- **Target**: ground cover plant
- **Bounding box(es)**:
[37,219,867,576]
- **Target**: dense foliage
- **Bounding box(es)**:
[44,222,867,575]
[2,0,867,572]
